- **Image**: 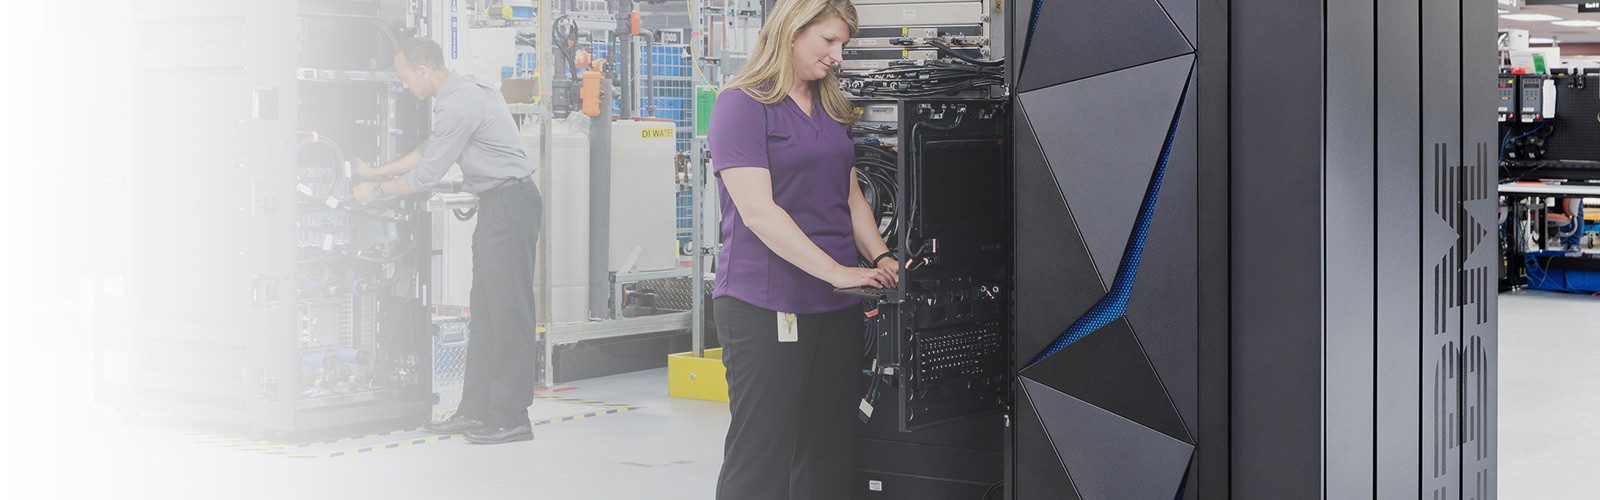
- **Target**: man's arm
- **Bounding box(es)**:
[403,105,476,193]
[356,151,421,178]
[353,176,420,204]
[353,150,424,203]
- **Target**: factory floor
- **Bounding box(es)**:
[18,366,728,499]
[8,290,1595,499]
[1496,289,1600,497]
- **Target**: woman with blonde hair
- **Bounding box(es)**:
[707,0,899,496]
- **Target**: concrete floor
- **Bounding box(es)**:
[1496,289,1600,498]
[15,367,730,499]
[7,290,1593,498]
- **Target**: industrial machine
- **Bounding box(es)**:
[840,0,997,71]
[100,0,453,438]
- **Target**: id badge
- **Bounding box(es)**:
[777,312,798,342]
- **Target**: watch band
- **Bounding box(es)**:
[871,251,896,267]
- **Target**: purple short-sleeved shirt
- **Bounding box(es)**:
[708,88,861,314]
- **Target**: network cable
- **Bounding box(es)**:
[841,60,1003,98]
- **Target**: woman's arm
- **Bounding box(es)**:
[722,167,895,289]
[848,169,899,286]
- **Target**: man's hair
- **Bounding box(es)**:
[398,37,446,71]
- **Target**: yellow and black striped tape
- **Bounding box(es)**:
[530,406,636,426]
[142,395,643,460]
[532,394,643,408]
[309,433,464,459]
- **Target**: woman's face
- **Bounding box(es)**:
[790,17,849,83]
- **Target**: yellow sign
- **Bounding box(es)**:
[641,128,674,139]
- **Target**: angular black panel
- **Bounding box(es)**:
[1021,378,1195,500]
[1179,455,1196,500]
[1016,0,1192,91]
[1123,74,1198,435]
[1012,102,1107,372]
[1158,0,1197,49]
[1020,318,1191,444]
[1019,55,1194,289]
[1015,378,1083,500]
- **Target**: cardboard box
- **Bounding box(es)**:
[500,78,538,104]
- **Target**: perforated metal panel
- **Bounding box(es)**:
[431,316,470,418]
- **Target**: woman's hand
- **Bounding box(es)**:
[875,258,900,282]
[827,264,898,289]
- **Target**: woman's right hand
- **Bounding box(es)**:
[827,265,898,289]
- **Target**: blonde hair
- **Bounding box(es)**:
[723,0,859,125]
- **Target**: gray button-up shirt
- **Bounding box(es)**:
[405,72,536,194]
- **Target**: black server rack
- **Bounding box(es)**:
[849,98,1010,498]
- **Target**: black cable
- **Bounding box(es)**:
[980,480,1003,500]
[296,132,350,196]
[853,142,901,245]
[841,59,1003,98]
[453,207,478,221]
[349,240,416,264]
[297,251,334,265]
[553,16,582,79]
[857,167,898,243]
[926,40,1004,67]
[904,110,966,238]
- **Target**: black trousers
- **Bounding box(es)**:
[458,180,543,429]
[714,296,864,499]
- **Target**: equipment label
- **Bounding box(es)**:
[641,128,674,139]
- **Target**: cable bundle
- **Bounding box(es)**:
[853,142,900,250]
[840,42,1003,98]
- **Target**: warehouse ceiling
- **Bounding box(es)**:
[1500,3,1600,44]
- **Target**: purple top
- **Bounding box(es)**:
[708,88,861,314]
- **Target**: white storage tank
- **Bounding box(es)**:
[608,119,679,273]
[526,117,593,324]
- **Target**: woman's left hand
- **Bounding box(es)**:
[875,258,900,287]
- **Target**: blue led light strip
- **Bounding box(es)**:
[1022,0,1042,70]
[1027,79,1191,367]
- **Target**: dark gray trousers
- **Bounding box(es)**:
[714,296,864,499]
[459,180,542,428]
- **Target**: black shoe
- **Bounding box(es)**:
[465,424,534,444]
[423,414,486,435]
